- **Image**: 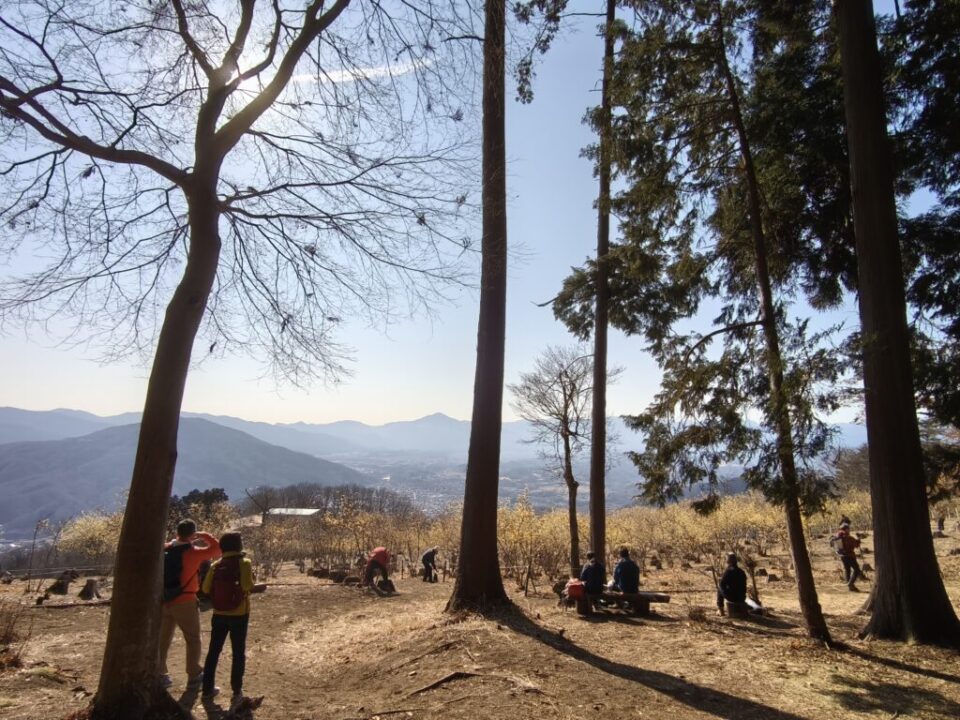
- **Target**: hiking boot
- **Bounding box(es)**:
[201,687,221,703]
[160,674,173,689]
[230,692,243,711]
[848,584,860,592]
[186,672,205,692]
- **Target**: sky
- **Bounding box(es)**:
[0,1,898,426]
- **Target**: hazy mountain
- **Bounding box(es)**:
[0,407,113,444]
[183,412,364,456]
[0,407,872,540]
[0,418,370,541]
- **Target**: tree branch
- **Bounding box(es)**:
[0,80,187,185]
[684,319,764,361]
[170,0,216,78]
[215,0,353,154]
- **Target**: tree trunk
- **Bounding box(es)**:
[91,187,222,719]
[835,0,960,646]
[563,433,580,578]
[588,0,616,571]
[446,0,508,612]
[715,3,830,642]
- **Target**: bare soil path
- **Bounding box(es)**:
[2,532,959,719]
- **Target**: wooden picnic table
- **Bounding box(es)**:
[576,590,671,617]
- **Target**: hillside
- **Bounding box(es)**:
[0,419,370,541]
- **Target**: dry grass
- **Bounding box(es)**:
[0,600,31,671]
[0,529,959,719]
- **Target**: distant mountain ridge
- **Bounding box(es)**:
[0,417,369,541]
[0,407,869,543]
[0,406,544,461]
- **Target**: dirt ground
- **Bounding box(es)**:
[2,529,959,720]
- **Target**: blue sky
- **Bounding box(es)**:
[0,2,897,425]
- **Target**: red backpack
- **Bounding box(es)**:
[210,556,245,612]
[565,579,585,600]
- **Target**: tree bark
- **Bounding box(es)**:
[92,184,221,719]
[715,2,830,642]
[446,0,509,612]
[835,0,960,646]
[563,432,581,578]
[588,0,616,571]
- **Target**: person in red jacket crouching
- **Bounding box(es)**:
[362,546,395,594]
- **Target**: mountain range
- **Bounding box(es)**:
[0,406,868,543]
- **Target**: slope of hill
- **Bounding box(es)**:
[0,418,371,541]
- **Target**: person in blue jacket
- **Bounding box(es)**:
[611,547,640,594]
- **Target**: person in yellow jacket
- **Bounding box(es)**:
[199,532,265,710]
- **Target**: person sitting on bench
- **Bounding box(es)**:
[611,547,640,594]
[580,551,605,607]
[717,552,747,617]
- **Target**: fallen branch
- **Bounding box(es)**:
[381,640,460,675]
[30,599,111,610]
[406,670,479,697]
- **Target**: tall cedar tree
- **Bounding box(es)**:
[588,0,616,571]
[835,0,960,646]
[447,0,510,611]
[0,1,478,715]
[555,0,835,640]
[893,0,960,430]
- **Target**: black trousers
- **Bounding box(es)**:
[422,561,436,582]
[364,560,388,586]
[202,613,249,695]
[717,591,746,610]
[841,556,863,586]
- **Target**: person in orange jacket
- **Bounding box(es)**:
[160,519,221,691]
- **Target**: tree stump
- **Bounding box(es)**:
[78,579,101,601]
[48,570,79,595]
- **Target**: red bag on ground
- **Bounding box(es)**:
[565,579,585,600]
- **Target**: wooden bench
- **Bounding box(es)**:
[576,590,671,617]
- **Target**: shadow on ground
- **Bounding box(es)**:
[826,674,960,717]
[500,607,810,720]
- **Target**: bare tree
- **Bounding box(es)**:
[509,346,619,578]
[1,1,480,716]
